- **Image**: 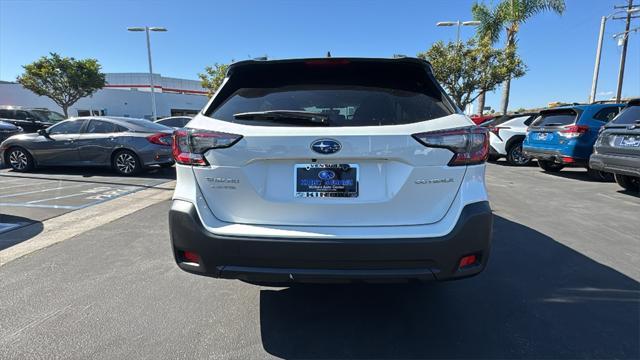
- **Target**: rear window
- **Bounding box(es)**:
[531,110,577,127]
[206,59,453,127]
[611,105,640,125]
[121,118,171,131]
[210,86,451,127]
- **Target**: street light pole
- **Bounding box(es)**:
[589,16,607,103]
[127,26,167,120]
[144,28,158,121]
[590,5,639,103]
[436,20,481,44]
[615,0,634,103]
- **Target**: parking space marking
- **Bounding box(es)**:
[0,177,30,185]
[0,181,54,191]
[0,183,90,199]
[25,186,142,204]
[0,203,82,210]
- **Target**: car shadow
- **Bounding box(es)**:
[259,215,639,359]
[0,214,44,251]
[540,169,610,183]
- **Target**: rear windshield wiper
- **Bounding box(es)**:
[233,110,330,126]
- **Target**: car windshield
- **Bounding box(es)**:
[210,85,451,127]
[610,105,640,125]
[31,110,65,123]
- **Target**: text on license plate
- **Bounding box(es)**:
[295,163,359,198]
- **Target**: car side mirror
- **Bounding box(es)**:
[37,129,50,137]
[26,116,36,122]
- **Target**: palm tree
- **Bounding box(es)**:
[472,0,566,115]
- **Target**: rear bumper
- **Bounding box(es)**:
[523,147,586,166]
[589,153,640,177]
[169,200,493,283]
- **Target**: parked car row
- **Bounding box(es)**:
[0,116,176,175]
[0,105,66,132]
[478,100,639,193]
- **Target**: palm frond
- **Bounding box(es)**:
[472,2,505,45]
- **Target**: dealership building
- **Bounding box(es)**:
[0,73,209,119]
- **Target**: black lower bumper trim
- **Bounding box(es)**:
[169,201,493,283]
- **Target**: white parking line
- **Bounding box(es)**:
[0,181,54,191]
[0,183,89,199]
[0,177,30,184]
[0,202,82,210]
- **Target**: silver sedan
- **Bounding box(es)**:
[0,116,174,175]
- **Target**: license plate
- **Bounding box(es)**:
[617,135,640,147]
[295,163,359,198]
[537,132,550,141]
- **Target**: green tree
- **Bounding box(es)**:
[473,0,565,114]
[418,38,525,111]
[17,53,106,117]
[198,63,229,97]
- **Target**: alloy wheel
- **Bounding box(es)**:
[115,153,136,174]
[508,144,530,165]
[8,149,28,170]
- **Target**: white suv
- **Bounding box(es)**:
[169,58,492,284]
[488,114,537,165]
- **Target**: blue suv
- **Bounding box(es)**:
[523,103,624,180]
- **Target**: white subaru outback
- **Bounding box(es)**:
[169,57,492,284]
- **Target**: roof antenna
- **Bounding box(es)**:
[327,51,332,58]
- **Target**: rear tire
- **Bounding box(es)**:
[112,149,141,176]
[538,160,564,172]
[587,167,614,182]
[506,143,531,166]
[614,174,640,192]
[6,147,34,172]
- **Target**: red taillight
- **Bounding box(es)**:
[488,126,510,138]
[412,127,489,166]
[172,129,242,166]
[561,156,576,163]
[559,125,589,138]
[146,133,172,146]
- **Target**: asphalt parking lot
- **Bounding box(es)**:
[0,162,638,359]
[0,166,175,247]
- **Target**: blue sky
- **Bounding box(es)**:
[0,0,638,111]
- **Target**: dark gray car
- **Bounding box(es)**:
[590,99,640,192]
[0,116,174,175]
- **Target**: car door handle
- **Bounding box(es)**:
[65,139,75,144]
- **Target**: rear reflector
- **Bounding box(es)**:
[412,127,489,166]
[561,156,575,163]
[182,250,200,264]
[172,129,242,166]
[458,254,479,269]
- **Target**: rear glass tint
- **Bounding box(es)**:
[611,105,640,125]
[210,86,451,127]
[531,110,577,127]
[205,59,454,127]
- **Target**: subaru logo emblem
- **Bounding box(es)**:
[311,139,341,155]
[318,170,336,180]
